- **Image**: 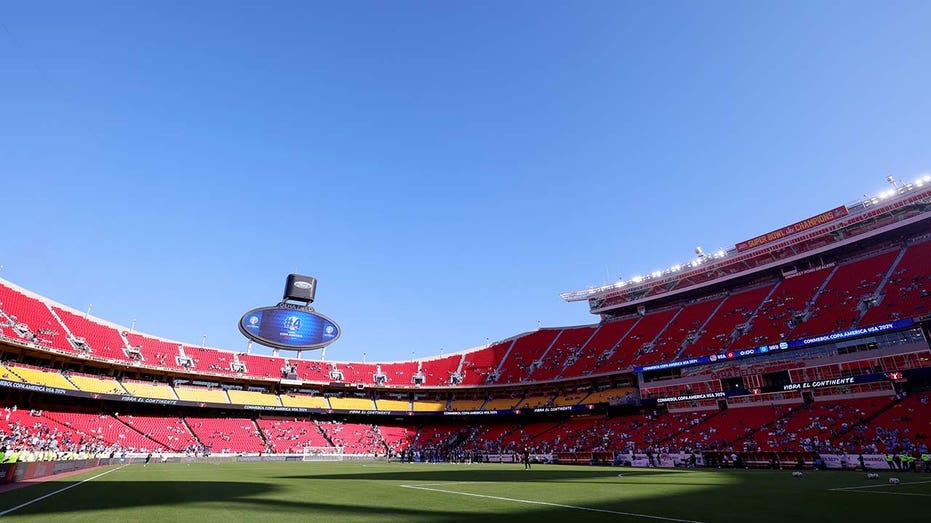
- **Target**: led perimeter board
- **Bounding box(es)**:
[239,306,341,350]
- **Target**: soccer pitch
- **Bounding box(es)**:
[0,462,928,522]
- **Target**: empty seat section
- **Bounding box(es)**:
[118,415,201,451]
[497,329,561,384]
[581,386,637,405]
[794,251,899,338]
[174,386,229,404]
[238,353,286,379]
[551,391,588,406]
[602,308,678,371]
[732,267,832,347]
[459,340,511,385]
[5,363,76,389]
[375,398,411,411]
[560,318,638,378]
[0,283,75,353]
[482,397,520,410]
[420,355,462,386]
[683,285,774,358]
[517,395,552,408]
[327,396,375,411]
[67,373,125,394]
[293,360,331,382]
[53,308,129,361]
[640,298,724,367]
[0,364,23,382]
[123,380,177,400]
[378,361,419,385]
[411,399,447,412]
[530,326,597,382]
[448,398,486,411]
[188,347,236,375]
[42,411,160,451]
[377,425,415,453]
[227,389,280,406]
[279,394,329,409]
[125,333,189,370]
[336,362,379,384]
[861,240,931,324]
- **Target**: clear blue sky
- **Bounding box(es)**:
[2,1,929,362]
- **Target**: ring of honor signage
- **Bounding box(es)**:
[239,274,341,351]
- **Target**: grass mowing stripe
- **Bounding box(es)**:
[0,465,128,517]
[399,483,711,523]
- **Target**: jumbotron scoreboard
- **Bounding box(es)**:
[239,274,341,351]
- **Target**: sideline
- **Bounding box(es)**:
[0,464,128,516]
[399,483,710,523]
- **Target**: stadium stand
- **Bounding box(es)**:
[257,418,332,454]
[66,372,126,395]
[52,308,131,362]
[226,388,281,406]
[860,239,931,324]
[3,363,76,390]
[186,417,267,453]
[375,397,411,412]
[791,250,899,339]
[122,380,178,400]
[174,386,230,404]
[327,395,376,411]
[459,340,511,385]
[317,421,384,454]
[529,326,598,382]
[411,399,447,412]
[495,329,562,384]
[0,282,76,353]
[279,393,330,409]
[2,185,931,473]
[642,297,725,367]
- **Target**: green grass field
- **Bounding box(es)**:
[0,462,928,522]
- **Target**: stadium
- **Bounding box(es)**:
[1,178,930,522]
[5,2,931,521]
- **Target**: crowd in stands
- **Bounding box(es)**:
[2,389,931,467]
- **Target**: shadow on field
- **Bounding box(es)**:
[278,467,680,483]
[1,466,920,522]
[0,480,278,516]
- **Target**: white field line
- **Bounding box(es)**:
[830,479,931,491]
[0,465,128,517]
[399,483,710,523]
[829,479,931,497]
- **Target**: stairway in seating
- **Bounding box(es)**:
[786,264,840,338]
[853,245,908,326]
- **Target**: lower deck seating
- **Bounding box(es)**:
[186,417,266,453]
